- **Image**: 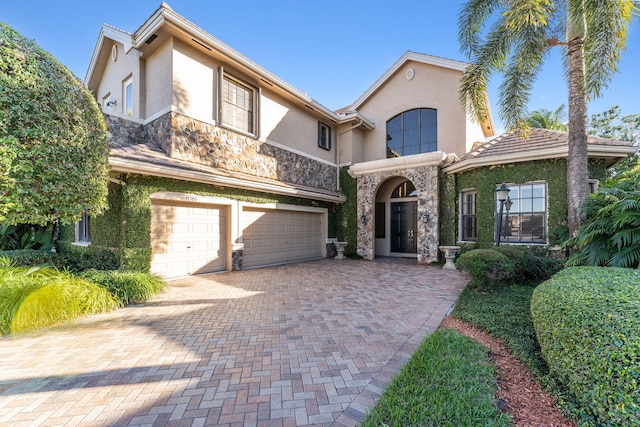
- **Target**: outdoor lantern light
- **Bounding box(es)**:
[495,182,511,246]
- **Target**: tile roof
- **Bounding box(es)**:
[463,128,632,161]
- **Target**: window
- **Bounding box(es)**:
[221,75,255,134]
[391,181,417,198]
[76,212,91,244]
[318,122,331,150]
[588,179,599,194]
[386,108,437,158]
[375,202,386,238]
[497,182,547,244]
[123,76,133,116]
[461,190,477,241]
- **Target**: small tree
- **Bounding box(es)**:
[0,23,109,226]
[524,105,568,131]
[589,106,640,176]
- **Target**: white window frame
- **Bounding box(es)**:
[459,189,477,242]
[123,75,133,116]
[74,212,91,246]
[219,70,258,137]
[496,182,547,244]
[318,122,332,150]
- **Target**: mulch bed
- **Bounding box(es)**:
[440,316,576,427]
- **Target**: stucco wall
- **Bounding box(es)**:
[96,40,142,118]
[145,38,173,119]
[354,61,479,162]
[172,39,215,122]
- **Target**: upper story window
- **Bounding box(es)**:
[318,122,331,150]
[386,108,437,158]
[497,182,547,244]
[221,75,255,134]
[460,190,477,242]
[123,76,133,116]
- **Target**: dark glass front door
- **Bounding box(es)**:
[390,202,417,253]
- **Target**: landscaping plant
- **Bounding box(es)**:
[531,267,640,426]
[0,265,118,334]
[82,269,165,306]
[565,166,640,268]
[455,248,515,290]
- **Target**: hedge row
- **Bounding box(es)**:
[531,267,640,426]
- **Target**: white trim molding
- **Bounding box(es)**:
[349,151,451,177]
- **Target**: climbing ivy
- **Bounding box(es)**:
[456,159,606,247]
[60,174,340,271]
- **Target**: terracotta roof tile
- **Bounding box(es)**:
[462,128,632,161]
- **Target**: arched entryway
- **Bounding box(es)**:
[349,152,446,264]
[375,178,418,257]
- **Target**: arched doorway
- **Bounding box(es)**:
[375,177,418,258]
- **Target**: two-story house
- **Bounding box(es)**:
[74,3,633,277]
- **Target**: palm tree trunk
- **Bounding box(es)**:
[567,36,589,238]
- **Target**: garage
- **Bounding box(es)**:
[241,207,322,268]
[150,200,227,278]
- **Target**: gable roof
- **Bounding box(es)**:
[446,128,635,173]
[85,3,375,129]
[340,51,495,137]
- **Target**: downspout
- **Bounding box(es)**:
[336,119,363,191]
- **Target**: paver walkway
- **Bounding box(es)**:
[0,258,468,427]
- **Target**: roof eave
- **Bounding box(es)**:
[445,145,637,174]
[109,157,346,204]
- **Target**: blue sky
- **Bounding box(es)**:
[2,1,639,134]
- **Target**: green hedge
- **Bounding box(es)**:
[531,267,640,426]
[455,249,515,290]
[495,245,563,284]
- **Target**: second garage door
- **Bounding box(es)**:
[242,207,322,268]
[150,200,227,278]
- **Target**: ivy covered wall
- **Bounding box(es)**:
[455,158,607,247]
[60,174,340,271]
[332,167,358,256]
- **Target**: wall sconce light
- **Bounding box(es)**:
[106,99,117,109]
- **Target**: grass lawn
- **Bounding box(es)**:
[452,285,547,377]
[362,328,511,427]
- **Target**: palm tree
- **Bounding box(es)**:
[458,0,637,238]
[525,105,568,131]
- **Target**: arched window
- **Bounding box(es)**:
[386,108,437,158]
[391,181,417,198]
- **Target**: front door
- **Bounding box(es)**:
[390,201,417,253]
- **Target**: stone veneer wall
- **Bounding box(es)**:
[105,115,146,148]
[356,165,440,264]
[105,112,338,192]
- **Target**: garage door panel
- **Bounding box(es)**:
[151,201,227,278]
[242,207,322,268]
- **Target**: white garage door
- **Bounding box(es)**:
[151,201,227,278]
[242,207,322,268]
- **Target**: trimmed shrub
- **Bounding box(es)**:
[0,249,57,267]
[82,270,165,306]
[495,245,564,284]
[531,267,640,426]
[455,249,515,290]
[56,243,119,272]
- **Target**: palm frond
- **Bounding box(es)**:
[458,0,502,57]
[583,0,635,100]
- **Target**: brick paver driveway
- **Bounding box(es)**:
[0,258,468,427]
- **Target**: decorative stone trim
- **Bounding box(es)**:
[354,164,440,264]
[232,249,243,271]
[106,112,338,192]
